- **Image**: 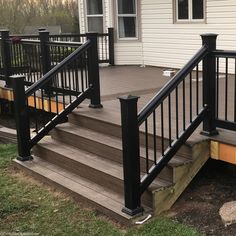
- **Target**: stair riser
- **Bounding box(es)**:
[33,145,154,208]
[69,114,122,138]
[69,114,192,158]
[33,145,124,195]
[13,161,131,225]
[51,128,174,182]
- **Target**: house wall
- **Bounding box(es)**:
[78,0,143,65]
[141,0,236,69]
[79,0,236,68]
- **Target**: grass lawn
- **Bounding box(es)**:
[0,144,204,236]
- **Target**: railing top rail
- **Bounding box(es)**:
[6,38,40,45]
[47,40,83,47]
[49,33,87,37]
[25,39,92,97]
[138,45,209,125]
[213,50,236,57]
[98,33,109,36]
[10,34,39,38]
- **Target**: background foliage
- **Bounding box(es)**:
[0,0,79,34]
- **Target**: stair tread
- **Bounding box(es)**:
[54,123,192,167]
[14,156,133,220]
[38,137,124,180]
[37,137,173,190]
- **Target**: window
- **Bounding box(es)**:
[117,0,137,39]
[86,0,104,33]
[176,0,204,22]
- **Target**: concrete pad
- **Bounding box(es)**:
[219,201,236,226]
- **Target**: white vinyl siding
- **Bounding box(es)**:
[141,0,236,69]
[79,0,236,68]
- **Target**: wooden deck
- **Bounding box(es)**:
[1,65,236,163]
[9,65,236,223]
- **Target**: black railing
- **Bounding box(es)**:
[214,50,236,131]
[12,33,102,161]
[0,28,114,88]
[9,28,114,65]
[119,34,218,216]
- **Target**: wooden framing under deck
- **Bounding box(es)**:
[211,141,236,164]
[0,85,64,113]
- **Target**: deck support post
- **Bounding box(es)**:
[11,75,32,161]
[108,28,115,66]
[119,95,143,216]
[39,30,52,95]
[87,32,102,108]
[0,30,12,88]
[201,34,219,136]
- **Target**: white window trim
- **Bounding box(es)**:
[84,0,104,33]
[175,0,205,23]
[116,0,138,40]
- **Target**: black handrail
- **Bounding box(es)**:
[46,41,83,47]
[213,50,236,58]
[26,40,91,97]
[119,34,219,216]
[138,45,209,125]
[12,33,102,162]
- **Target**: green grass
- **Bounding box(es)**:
[0,144,203,236]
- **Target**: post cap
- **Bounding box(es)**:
[10,74,26,80]
[200,33,218,39]
[118,95,140,102]
[0,29,9,32]
[38,27,46,31]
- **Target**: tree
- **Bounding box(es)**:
[0,0,79,34]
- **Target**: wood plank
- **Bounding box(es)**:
[219,143,236,164]
[0,86,64,113]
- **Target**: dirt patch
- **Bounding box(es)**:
[168,159,236,236]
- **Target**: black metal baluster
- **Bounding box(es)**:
[161,102,164,156]
[153,111,157,165]
[75,59,79,92]
[145,119,149,174]
[81,54,85,92]
[176,86,179,139]
[225,57,228,120]
[190,72,193,122]
[31,46,36,83]
[216,57,219,119]
[55,89,59,115]
[68,65,72,103]
[61,69,66,109]
[33,92,38,133]
[168,94,172,147]
[182,79,186,130]
[196,64,199,115]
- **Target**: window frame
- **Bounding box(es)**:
[175,0,206,23]
[116,0,138,40]
[85,0,104,33]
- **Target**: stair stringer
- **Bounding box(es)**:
[151,140,209,215]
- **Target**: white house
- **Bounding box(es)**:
[78,0,236,69]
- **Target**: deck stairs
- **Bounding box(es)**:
[14,105,210,224]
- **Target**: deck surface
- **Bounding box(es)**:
[1,65,236,146]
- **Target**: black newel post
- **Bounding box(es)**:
[108,28,115,66]
[201,34,218,136]
[39,30,52,95]
[0,30,12,87]
[11,75,32,161]
[119,95,143,216]
[86,32,103,108]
